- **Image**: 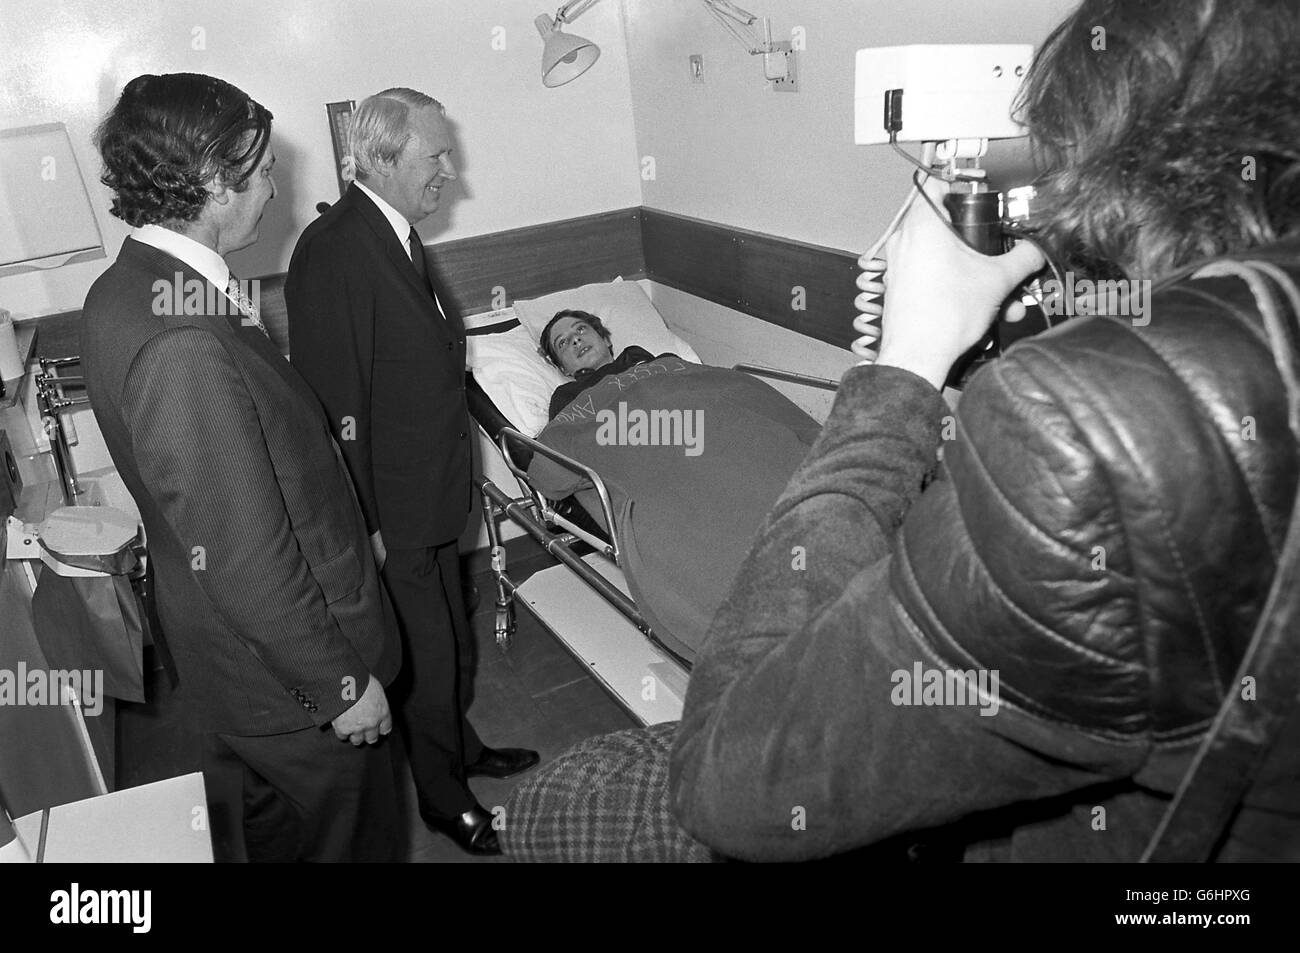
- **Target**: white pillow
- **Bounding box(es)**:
[466,322,569,437]
[513,280,702,366]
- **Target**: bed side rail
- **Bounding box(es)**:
[497,427,622,561]
[733,363,841,391]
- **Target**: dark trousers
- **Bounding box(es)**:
[202,724,400,862]
[382,540,484,820]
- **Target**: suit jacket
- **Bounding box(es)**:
[285,185,472,549]
[81,238,401,736]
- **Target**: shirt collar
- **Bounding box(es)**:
[133,224,230,291]
[353,180,414,249]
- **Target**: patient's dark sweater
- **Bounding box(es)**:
[548,346,674,419]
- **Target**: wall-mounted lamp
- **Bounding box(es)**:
[701,0,796,87]
[535,0,603,88]
[534,0,796,89]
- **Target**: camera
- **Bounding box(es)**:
[943,183,1055,387]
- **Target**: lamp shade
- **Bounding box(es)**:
[535,14,600,87]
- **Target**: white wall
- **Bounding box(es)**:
[623,0,1077,254]
[0,0,642,320]
[0,0,642,482]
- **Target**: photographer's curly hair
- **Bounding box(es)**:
[95,73,273,228]
[1016,0,1300,280]
[539,310,612,369]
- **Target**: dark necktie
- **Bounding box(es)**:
[409,226,448,325]
[409,227,428,282]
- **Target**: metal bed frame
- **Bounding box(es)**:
[473,362,841,675]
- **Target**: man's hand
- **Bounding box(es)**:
[369,530,387,571]
[856,178,1045,390]
[331,675,392,745]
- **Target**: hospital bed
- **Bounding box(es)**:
[463,279,838,726]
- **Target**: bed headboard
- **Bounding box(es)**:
[254,206,647,359]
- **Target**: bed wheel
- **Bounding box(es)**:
[495,604,516,652]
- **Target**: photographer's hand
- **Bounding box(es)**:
[856,178,1044,390]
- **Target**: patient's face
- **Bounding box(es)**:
[549,317,614,376]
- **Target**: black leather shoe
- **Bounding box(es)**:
[466,746,540,780]
[422,804,500,856]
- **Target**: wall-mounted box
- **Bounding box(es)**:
[854,44,1034,145]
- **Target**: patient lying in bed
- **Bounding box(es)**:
[541,310,677,419]
[530,309,822,664]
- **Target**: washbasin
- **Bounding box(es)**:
[75,467,141,528]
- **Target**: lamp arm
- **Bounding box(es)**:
[706,0,758,24]
[556,0,602,24]
[702,1,773,55]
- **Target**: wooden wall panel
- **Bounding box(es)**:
[427,207,646,316]
[640,208,861,350]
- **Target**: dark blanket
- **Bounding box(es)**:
[548,346,662,419]
[528,357,821,662]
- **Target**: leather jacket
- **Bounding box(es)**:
[670,239,1300,862]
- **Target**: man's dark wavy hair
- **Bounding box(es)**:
[1017,0,1300,280]
[95,73,273,228]
[539,309,612,369]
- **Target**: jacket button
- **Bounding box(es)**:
[459,431,466,439]
[447,341,454,350]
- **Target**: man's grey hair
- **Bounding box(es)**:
[348,88,444,179]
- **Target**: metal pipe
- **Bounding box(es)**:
[497,427,622,562]
[733,363,841,391]
[44,397,90,410]
[34,359,87,505]
[477,475,692,668]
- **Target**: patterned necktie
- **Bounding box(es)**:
[226,273,269,337]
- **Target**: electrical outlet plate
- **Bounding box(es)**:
[689,54,704,84]
[769,41,797,93]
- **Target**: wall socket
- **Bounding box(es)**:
[689,54,704,84]
[769,41,798,93]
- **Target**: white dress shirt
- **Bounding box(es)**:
[352,181,448,322]
[133,223,232,298]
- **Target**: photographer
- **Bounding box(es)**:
[669,0,1300,862]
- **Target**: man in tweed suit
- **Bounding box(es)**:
[81,73,402,862]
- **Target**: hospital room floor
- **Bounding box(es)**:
[115,537,639,863]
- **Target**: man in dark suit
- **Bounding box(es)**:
[81,73,402,862]
[286,88,537,855]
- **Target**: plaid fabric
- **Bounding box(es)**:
[500,723,719,863]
